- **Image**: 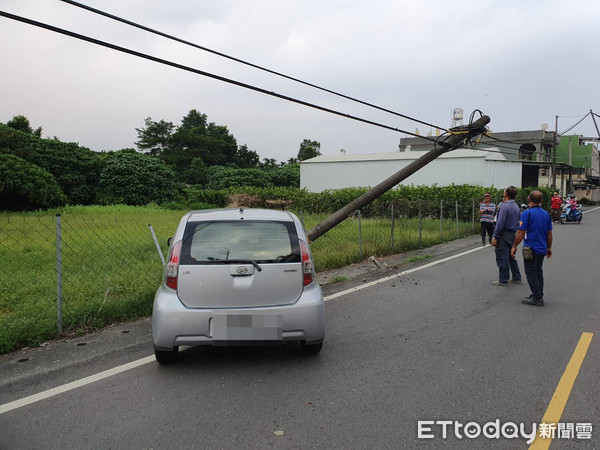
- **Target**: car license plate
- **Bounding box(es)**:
[211,313,282,343]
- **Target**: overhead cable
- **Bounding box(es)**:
[0,10,439,142]
[559,112,590,135]
[59,0,448,133]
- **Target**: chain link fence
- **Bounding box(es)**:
[0,211,180,353]
[298,199,478,271]
[0,200,480,353]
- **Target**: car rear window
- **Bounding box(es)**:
[180,220,301,264]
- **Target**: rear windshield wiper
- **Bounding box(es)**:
[205,258,262,271]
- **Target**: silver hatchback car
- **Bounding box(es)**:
[152,208,325,363]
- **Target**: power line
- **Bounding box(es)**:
[60,0,448,133]
[471,141,596,164]
[0,10,442,143]
[559,112,591,135]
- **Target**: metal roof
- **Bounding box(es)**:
[302,147,507,164]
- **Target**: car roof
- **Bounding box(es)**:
[187,208,295,222]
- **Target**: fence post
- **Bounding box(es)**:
[418,200,422,248]
[472,198,475,234]
[299,210,305,230]
[56,214,63,335]
[455,200,459,236]
[390,203,395,249]
[358,209,363,260]
[148,224,166,266]
[439,199,443,240]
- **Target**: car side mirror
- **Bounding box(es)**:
[167,237,172,247]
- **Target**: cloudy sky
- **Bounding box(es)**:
[1,0,599,162]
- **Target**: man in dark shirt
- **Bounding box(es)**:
[490,186,522,286]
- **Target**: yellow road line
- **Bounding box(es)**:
[529,332,594,450]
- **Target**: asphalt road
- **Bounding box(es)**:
[1,207,599,449]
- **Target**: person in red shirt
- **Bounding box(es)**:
[550,192,562,223]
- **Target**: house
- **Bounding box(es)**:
[398,129,599,194]
[554,135,599,190]
[300,148,520,193]
[301,128,599,198]
[398,129,559,189]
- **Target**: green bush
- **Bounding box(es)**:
[0,124,101,205]
[182,188,228,207]
[0,154,67,210]
[175,184,557,220]
[268,164,300,187]
[203,166,274,190]
[98,151,179,205]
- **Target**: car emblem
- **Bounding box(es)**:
[236,266,249,274]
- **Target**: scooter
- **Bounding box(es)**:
[560,203,583,224]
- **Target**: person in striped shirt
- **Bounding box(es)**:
[478,193,496,245]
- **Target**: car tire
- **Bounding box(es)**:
[154,346,179,364]
[300,341,323,355]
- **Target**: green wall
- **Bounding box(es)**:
[556,135,593,169]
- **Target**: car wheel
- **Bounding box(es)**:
[154,346,179,364]
[300,341,323,355]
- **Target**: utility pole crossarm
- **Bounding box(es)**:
[306,115,491,242]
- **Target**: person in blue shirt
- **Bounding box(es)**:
[511,190,553,307]
[491,186,522,286]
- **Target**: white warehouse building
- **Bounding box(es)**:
[300,148,522,192]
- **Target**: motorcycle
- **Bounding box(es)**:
[560,203,583,224]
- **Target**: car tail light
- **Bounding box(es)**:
[165,241,182,290]
[300,240,314,287]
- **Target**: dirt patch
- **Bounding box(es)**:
[227,194,263,208]
[317,234,488,288]
[227,195,293,210]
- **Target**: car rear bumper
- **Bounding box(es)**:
[152,283,325,349]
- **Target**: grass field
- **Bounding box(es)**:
[0,205,475,353]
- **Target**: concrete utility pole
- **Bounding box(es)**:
[552,115,558,189]
[307,115,490,242]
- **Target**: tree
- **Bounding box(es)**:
[0,123,101,205]
[233,144,260,168]
[180,109,208,131]
[163,110,238,168]
[6,115,42,137]
[260,158,278,170]
[0,154,66,210]
[184,158,207,185]
[297,139,321,161]
[98,150,179,205]
[135,117,175,156]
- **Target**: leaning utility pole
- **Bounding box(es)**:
[307,114,490,242]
